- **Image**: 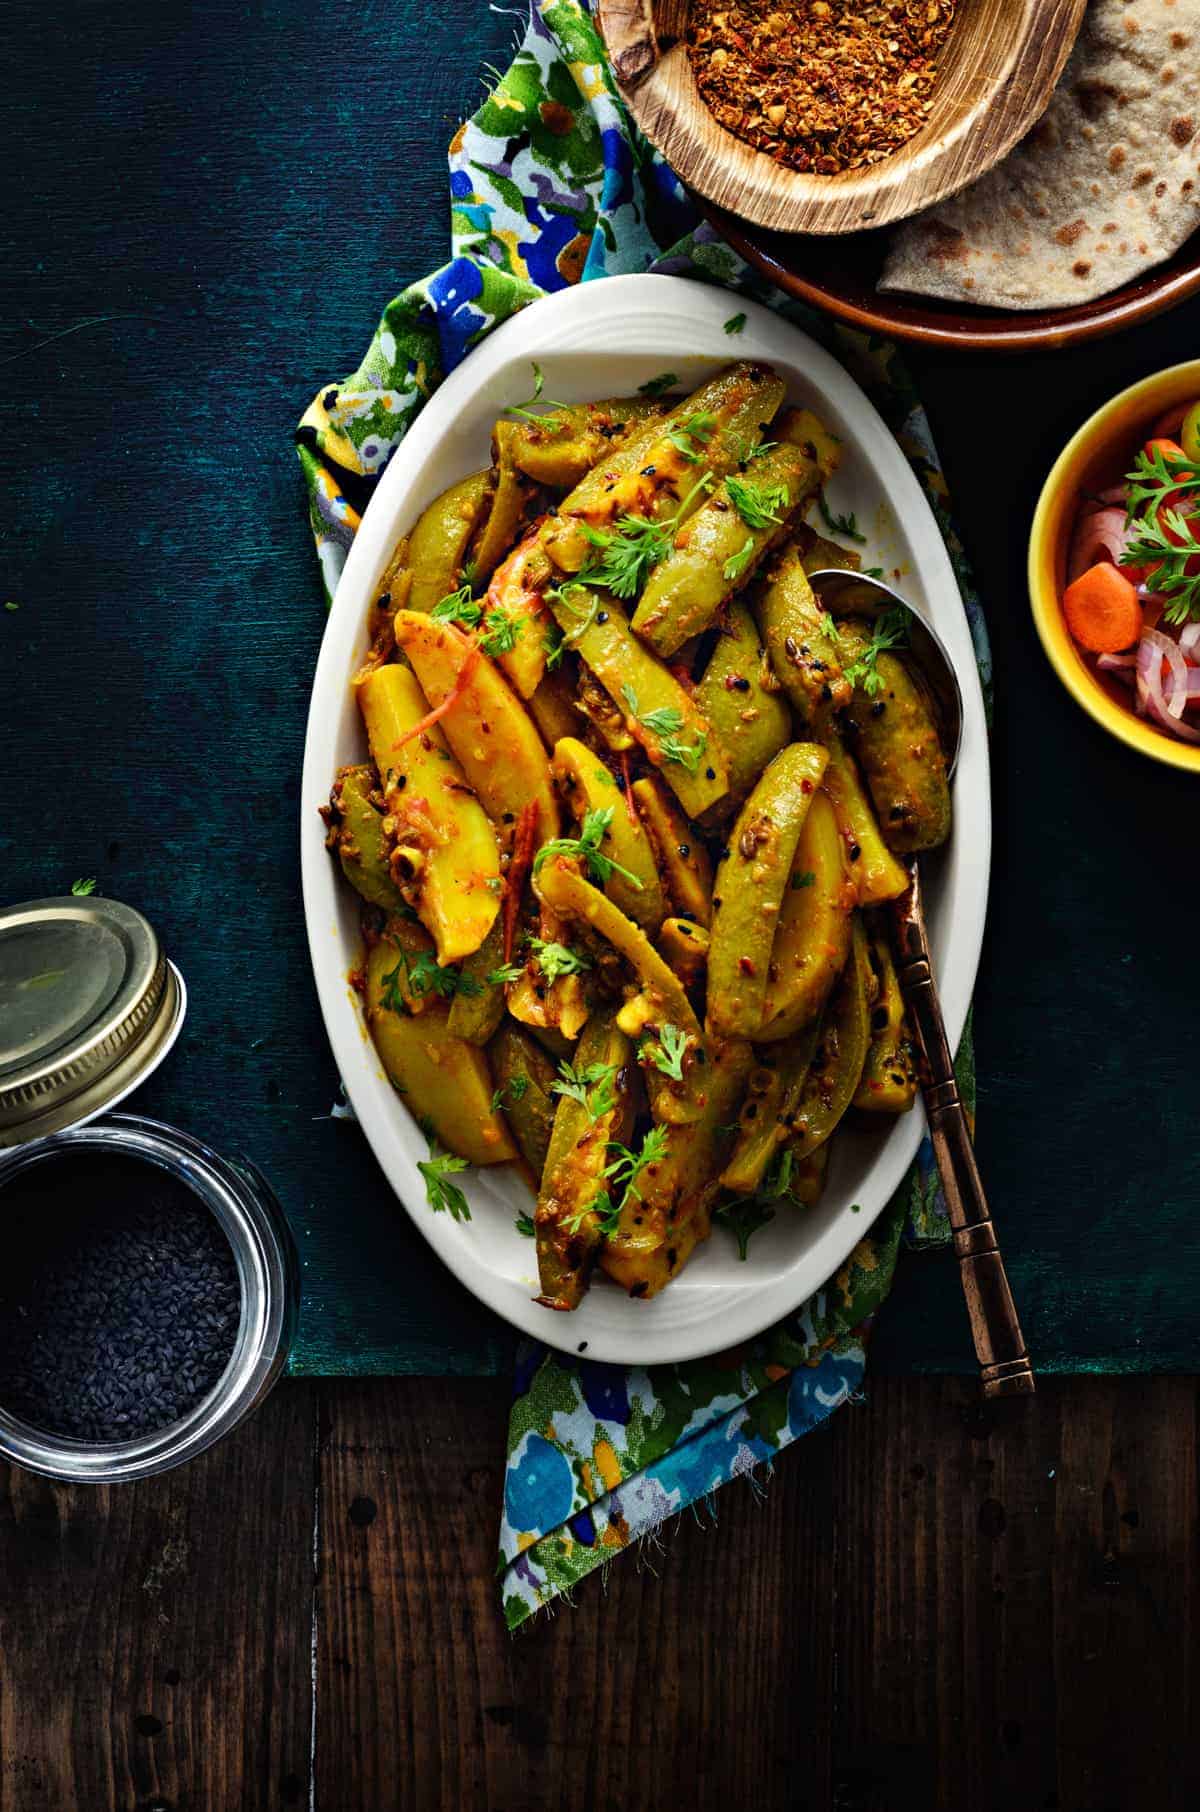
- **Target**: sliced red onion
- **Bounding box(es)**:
[1068,506,1132,582]
[1094,483,1129,505]
[1179,622,1200,660]
[1097,651,1137,684]
[1136,631,1200,741]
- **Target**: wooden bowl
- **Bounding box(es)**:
[710,208,1200,352]
[597,0,1086,236]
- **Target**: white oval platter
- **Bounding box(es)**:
[300,273,990,1366]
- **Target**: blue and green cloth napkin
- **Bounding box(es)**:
[296,0,989,1631]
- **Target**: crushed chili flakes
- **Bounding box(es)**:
[687,0,957,177]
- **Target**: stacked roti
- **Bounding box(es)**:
[880,0,1200,309]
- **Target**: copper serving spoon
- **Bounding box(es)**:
[810,570,1035,1401]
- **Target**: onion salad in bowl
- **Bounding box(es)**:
[1063,399,1200,747]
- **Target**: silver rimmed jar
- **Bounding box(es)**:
[0,896,298,1482]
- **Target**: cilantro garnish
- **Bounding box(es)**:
[843,607,909,698]
[563,1125,668,1237]
[503,360,568,428]
[1120,440,1200,621]
[726,473,790,531]
[551,1058,620,1121]
[418,1139,471,1220]
[714,1195,776,1260]
[578,514,674,599]
[723,536,756,582]
[486,961,525,986]
[638,371,679,398]
[724,312,747,336]
[491,1074,531,1114]
[431,585,483,628]
[533,805,645,891]
[382,949,480,1009]
[667,410,717,464]
[620,683,707,774]
[529,938,592,981]
[479,606,521,657]
[791,869,816,890]
[816,492,867,544]
[514,1211,536,1238]
[643,1023,691,1082]
[544,623,566,670]
[70,877,97,896]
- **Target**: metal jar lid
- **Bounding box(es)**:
[0,896,187,1147]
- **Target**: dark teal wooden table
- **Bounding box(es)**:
[4,0,1198,1375]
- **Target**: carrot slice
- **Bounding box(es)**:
[1062,562,1143,654]
[1145,436,1188,464]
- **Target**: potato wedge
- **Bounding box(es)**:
[392,610,559,846]
[365,941,515,1164]
[355,664,500,964]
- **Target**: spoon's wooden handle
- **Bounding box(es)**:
[596,0,661,88]
[893,868,1035,1400]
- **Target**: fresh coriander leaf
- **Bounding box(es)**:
[514,1211,536,1237]
[544,623,566,669]
[503,360,568,427]
[723,536,756,582]
[485,875,504,892]
[745,439,778,464]
[619,684,707,774]
[863,566,885,579]
[529,938,592,981]
[70,877,98,896]
[762,1146,797,1202]
[842,606,908,697]
[431,584,483,627]
[4,601,20,613]
[714,1195,776,1260]
[577,513,673,598]
[1124,442,1200,522]
[1122,507,1200,622]
[724,312,747,335]
[490,1087,506,1114]
[508,1075,529,1101]
[791,869,816,890]
[388,949,480,1004]
[549,582,601,644]
[726,473,790,531]
[479,606,520,657]
[818,612,839,641]
[667,410,717,464]
[604,1124,669,1199]
[486,962,525,986]
[551,1058,619,1121]
[638,370,679,398]
[379,958,408,1013]
[644,1022,691,1081]
[418,1141,471,1220]
[533,805,645,891]
[564,1187,622,1238]
[816,492,867,544]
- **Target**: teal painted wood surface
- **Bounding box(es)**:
[3,0,1199,1374]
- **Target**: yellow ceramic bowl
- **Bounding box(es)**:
[1029,360,1200,775]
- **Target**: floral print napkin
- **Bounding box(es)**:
[296,0,988,1630]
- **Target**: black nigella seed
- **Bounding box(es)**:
[596,611,608,624]
[0,1155,241,1445]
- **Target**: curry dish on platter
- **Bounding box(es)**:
[322,360,950,1311]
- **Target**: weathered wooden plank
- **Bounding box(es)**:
[315,1376,836,1811]
[0,1382,317,1812]
[1052,1377,1198,1812]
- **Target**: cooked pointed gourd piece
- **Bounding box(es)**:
[355,664,500,965]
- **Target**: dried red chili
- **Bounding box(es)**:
[687,0,957,177]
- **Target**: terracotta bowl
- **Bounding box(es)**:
[1028,360,1200,774]
[597,0,1085,235]
[711,208,1200,352]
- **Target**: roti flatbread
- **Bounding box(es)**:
[880,0,1200,310]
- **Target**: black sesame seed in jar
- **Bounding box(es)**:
[0,1156,241,1444]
